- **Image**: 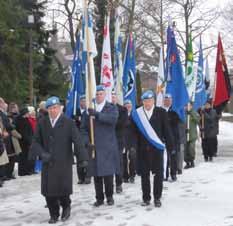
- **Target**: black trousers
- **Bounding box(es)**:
[141,171,163,201]
[123,148,136,180]
[94,175,113,201]
[0,165,5,178]
[45,195,71,217]
[5,156,16,178]
[202,137,217,159]
[76,165,86,182]
[115,174,122,187]
[165,150,177,179]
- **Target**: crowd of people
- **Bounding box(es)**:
[0,88,221,224]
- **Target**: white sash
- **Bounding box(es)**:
[132,106,165,151]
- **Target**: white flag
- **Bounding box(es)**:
[114,8,124,105]
[156,48,165,107]
[100,15,114,102]
[82,4,97,108]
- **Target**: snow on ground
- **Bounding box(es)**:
[0,121,233,226]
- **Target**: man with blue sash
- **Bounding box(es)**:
[131,90,174,207]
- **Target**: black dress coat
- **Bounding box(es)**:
[202,109,220,138]
[32,114,88,197]
[134,107,174,175]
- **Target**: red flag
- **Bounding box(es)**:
[213,34,231,111]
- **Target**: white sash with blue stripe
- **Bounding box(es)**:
[132,106,165,151]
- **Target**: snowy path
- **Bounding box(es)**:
[0,120,233,226]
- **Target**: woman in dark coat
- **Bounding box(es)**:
[15,107,34,176]
[200,100,220,161]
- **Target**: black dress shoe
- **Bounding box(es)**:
[154,199,162,207]
[171,175,177,181]
[141,200,150,206]
[61,206,71,222]
[177,169,182,175]
[77,180,84,184]
[93,200,104,207]
[116,185,123,193]
[107,197,114,206]
[48,216,59,224]
[129,177,135,183]
[0,179,3,187]
[184,163,190,169]
[190,161,195,168]
[84,178,91,184]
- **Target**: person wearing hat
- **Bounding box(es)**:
[123,99,137,183]
[73,95,91,185]
[199,100,220,162]
[15,106,35,176]
[81,85,119,207]
[163,93,180,181]
[132,90,174,207]
[111,91,128,193]
[30,96,88,223]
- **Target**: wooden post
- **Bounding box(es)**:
[187,103,190,142]
[83,0,95,159]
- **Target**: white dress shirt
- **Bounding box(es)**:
[144,105,155,120]
[95,100,106,112]
[49,112,62,128]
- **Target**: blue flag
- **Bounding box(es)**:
[165,26,189,121]
[193,36,207,110]
[65,34,85,118]
[123,34,136,109]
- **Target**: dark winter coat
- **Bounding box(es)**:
[32,114,88,197]
[202,108,220,138]
[167,109,181,152]
[115,104,128,151]
[81,102,119,177]
[134,106,174,175]
[124,114,137,150]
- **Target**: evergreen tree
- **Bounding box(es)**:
[0,0,66,104]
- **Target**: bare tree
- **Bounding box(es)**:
[168,0,220,66]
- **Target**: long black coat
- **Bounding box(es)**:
[81,102,119,177]
[32,114,88,197]
[202,109,220,138]
[167,109,181,152]
[134,107,174,175]
[125,114,137,150]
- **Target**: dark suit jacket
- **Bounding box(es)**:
[134,106,174,175]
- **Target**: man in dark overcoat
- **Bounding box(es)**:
[111,91,128,193]
[163,94,180,181]
[73,95,91,185]
[81,85,119,207]
[31,96,88,224]
[123,99,137,183]
[132,90,174,207]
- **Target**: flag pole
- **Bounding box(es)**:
[212,33,219,108]
[84,0,95,159]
